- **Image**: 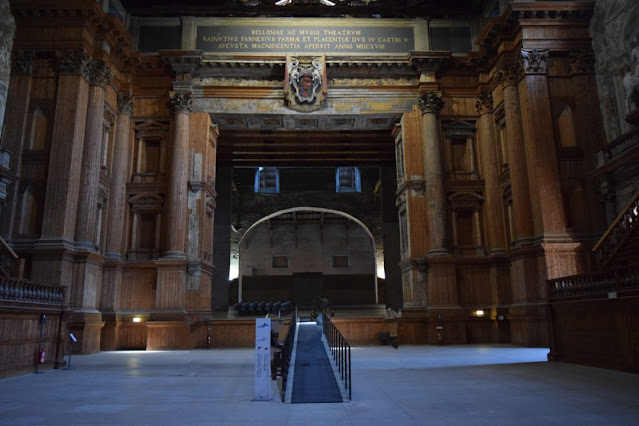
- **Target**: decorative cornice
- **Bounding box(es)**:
[57,49,90,76]
[86,59,113,88]
[169,91,193,114]
[10,50,36,76]
[569,50,595,75]
[521,49,549,74]
[160,51,203,86]
[408,51,452,75]
[418,91,444,115]
[117,92,133,115]
[496,60,522,87]
[475,91,493,115]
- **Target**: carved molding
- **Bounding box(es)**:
[418,91,444,115]
[10,51,36,76]
[496,60,522,86]
[57,49,90,76]
[569,50,595,75]
[117,92,134,115]
[475,91,494,115]
[169,91,193,114]
[86,60,113,88]
[521,49,550,74]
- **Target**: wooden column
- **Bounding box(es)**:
[476,92,506,252]
[518,49,567,236]
[0,51,35,240]
[75,60,111,248]
[163,91,191,258]
[498,62,535,241]
[33,50,90,286]
[104,93,133,259]
[419,91,449,254]
[100,93,133,350]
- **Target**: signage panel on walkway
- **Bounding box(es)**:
[254,318,271,401]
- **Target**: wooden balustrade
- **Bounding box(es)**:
[0,277,65,305]
[548,265,639,298]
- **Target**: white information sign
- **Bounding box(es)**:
[254,318,271,401]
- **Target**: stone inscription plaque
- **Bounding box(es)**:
[196,25,414,54]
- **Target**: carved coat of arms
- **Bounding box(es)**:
[284,55,327,112]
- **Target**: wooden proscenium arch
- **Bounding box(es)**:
[237,206,378,306]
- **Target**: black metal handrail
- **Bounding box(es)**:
[280,304,297,401]
[323,315,351,401]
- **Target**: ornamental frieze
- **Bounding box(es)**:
[521,49,550,74]
[496,60,522,86]
[569,50,595,75]
[418,91,444,115]
[284,55,327,113]
[57,49,90,76]
[86,60,113,88]
[475,91,494,115]
[169,91,193,114]
[117,92,134,115]
[10,50,35,76]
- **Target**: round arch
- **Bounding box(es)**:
[237,206,378,305]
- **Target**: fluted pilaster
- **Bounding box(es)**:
[75,60,112,248]
[476,91,506,252]
[498,60,535,241]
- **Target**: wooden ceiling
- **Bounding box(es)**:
[118,0,488,18]
[216,128,396,166]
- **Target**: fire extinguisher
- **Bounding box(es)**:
[38,349,46,364]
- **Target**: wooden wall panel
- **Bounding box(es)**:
[0,307,66,377]
[120,268,156,310]
[549,293,638,372]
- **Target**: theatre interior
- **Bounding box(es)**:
[0,0,637,379]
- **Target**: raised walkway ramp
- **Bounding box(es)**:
[290,322,342,403]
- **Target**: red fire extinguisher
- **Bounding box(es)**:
[38,349,45,364]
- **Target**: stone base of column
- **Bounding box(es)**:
[68,311,104,354]
[508,303,549,347]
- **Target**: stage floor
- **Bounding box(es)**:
[2,345,638,425]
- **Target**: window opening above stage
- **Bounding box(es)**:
[335,167,361,193]
[255,167,280,193]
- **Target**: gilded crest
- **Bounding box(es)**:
[284,55,327,112]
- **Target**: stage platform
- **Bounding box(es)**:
[207,305,402,347]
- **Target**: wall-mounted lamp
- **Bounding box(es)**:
[132,317,142,323]
[474,309,485,317]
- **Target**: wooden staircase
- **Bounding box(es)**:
[592,191,639,269]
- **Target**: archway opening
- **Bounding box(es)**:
[238,207,377,307]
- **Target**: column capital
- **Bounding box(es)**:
[169,91,193,114]
[521,49,550,74]
[569,50,595,75]
[475,91,494,115]
[10,50,36,76]
[86,59,113,88]
[117,92,134,115]
[57,49,90,77]
[418,91,444,115]
[496,60,522,87]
